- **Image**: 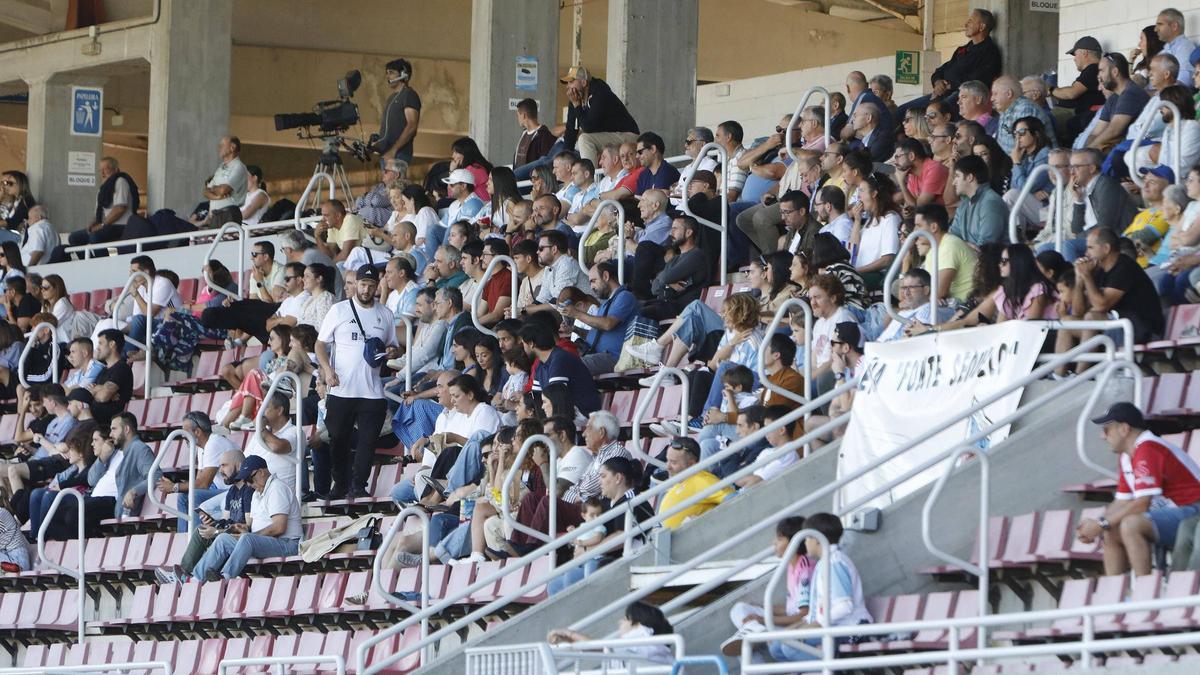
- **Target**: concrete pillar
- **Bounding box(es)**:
[607,0,698,155]
[469,0,560,165]
[973,0,1057,83]
[146,0,232,213]
[25,74,106,232]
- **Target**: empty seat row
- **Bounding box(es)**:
[841,589,981,654]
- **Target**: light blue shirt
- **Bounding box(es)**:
[1163,35,1196,89]
[638,213,673,247]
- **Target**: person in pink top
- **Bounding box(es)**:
[893,138,950,208]
[450,137,493,202]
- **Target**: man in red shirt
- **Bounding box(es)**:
[1077,402,1200,575]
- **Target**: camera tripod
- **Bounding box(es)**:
[302,136,357,215]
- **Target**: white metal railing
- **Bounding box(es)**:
[465,643,554,674]
[761,529,832,663]
[34,488,86,644]
[296,172,336,230]
[217,655,346,675]
[1007,164,1066,251]
[786,86,833,165]
[373,506,431,664]
[466,635,686,675]
[17,322,60,388]
[1128,100,1183,189]
[1075,358,1144,479]
[357,375,858,674]
[501,434,560,553]
[202,222,247,301]
[0,663,173,674]
[471,254,519,338]
[1039,320,1138,401]
[255,371,306,533]
[577,200,626,282]
[883,230,938,327]
[627,367,690,470]
[58,216,321,260]
[680,143,729,275]
[757,299,811,405]
[396,313,415,392]
[742,594,1200,673]
[146,428,198,530]
[111,270,155,392]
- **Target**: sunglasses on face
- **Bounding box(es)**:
[1014,128,1030,136]
[0,180,13,187]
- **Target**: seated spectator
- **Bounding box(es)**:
[1056,148,1139,261]
[156,412,237,532]
[148,259,239,372]
[427,244,468,290]
[657,437,732,529]
[850,173,901,290]
[1123,166,1172,268]
[1076,402,1200,576]
[1052,37,1106,144]
[901,107,932,143]
[560,65,640,164]
[621,189,672,297]
[721,515,815,655]
[547,602,675,668]
[22,422,98,541]
[895,8,1001,121]
[153,450,250,584]
[526,230,588,315]
[1085,53,1149,153]
[734,406,803,490]
[243,391,303,493]
[641,217,711,320]
[0,170,32,237]
[1004,117,1054,231]
[190,455,302,582]
[559,261,638,375]
[474,167,521,237]
[686,364,758,458]
[815,186,853,248]
[1130,25,1165,87]
[63,338,103,394]
[90,255,180,356]
[1149,182,1200,298]
[912,203,977,304]
[87,329,133,430]
[579,204,618,268]
[1127,84,1200,177]
[312,200,363,267]
[547,456,654,595]
[3,276,38,332]
[958,80,996,134]
[40,275,95,342]
[1155,8,1196,87]
[521,319,601,417]
[948,155,1008,248]
[763,512,873,662]
[811,234,868,310]
[715,121,748,202]
[60,157,137,259]
[848,102,893,163]
[894,138,950,208]
[5,387,79,501]
[842,71,893,144]
[778,189,821,256]
[806,274,859,397]
[220,325,307,430]
[564,158,600,226]
[20,205,56,267]
[992,75,1055,153]
[807,322,863,446]
[634,132,680,195]
[877,269,956,342]
[0,507,28,572]
[381,256,420,319]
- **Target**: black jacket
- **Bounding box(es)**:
[932,37,1002,89]
[564,78,639,148]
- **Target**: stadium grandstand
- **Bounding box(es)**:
[3,0,1200,673]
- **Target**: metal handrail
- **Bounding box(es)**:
[111,270,154,392]
[35,488,85,644]
[785,86,833,167]
[0,663,174,674]
[296,172,336,230]
[628,367,690,470]
[757,299,811,405]
[359,377,859,674]
[920,446,990,654]
[576,200,626,282]
[500,434,560,549]
[1007,164,1066,250]
[372,506,430,664]
[1045,319,1138,401]
[763,530,832,666]
[680,142,729,275]
[202,222,246,300]
[883,230,938,327]
[146,429,197,528]
[218,656,345,675]
[547,635,686,674]
[741,594,1200,673]
[1128,100,1183,189]
[471,254,519,337]
[254,371,305,530]
[397,313,415,392]
[57,216,322,260]
[17,322,60,388]
[1074,358,1141,480]
[514,153,695,192]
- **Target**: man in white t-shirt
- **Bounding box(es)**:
[20,205,58,266]
[156,411,237,532]
[244,391,301,493]
[544,416,593,494]
[248,241,286,304]
[121,255,179,357]
[202,135,248,227]
[190,455,302,582]
[316,264,401,499]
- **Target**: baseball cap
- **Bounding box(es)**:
[560,65,590,84]
[356,264,381,283]
[833,321,862,349]
[441,168,476,186]
[1139,164,1175,183]
[66,389,93,406]
[1067,36,1102,56]
[1090,402,1146,428]
[231,454,268,483]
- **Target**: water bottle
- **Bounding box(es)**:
[460,496,475,524]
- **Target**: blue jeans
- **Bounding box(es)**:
[0,545,30,571]
[699,423,736,462]
[125,314,159,354]
[447,433,488,492]
[513,139,566,181]
[176,486,224,532]
[191,532,299,581]
[28,487,56,538]
[674,301,725,351]
[548,557,601,596]
[768,638,826,662]
[391,479,417,505]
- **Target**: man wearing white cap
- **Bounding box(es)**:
[441,168,485,230]
[558,65,640,164]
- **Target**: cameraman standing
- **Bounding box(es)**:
[370,58,422,177]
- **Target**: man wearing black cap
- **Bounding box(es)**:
[316,264,401,499]
[1053,36,1106,143]
[190,454,302,582]
[369,58,421,170]
[1076,402,1200,576]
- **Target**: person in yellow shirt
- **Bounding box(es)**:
[1123,166,1172,268]
[657,437,733,529]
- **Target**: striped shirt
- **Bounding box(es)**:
[564,441,631,504]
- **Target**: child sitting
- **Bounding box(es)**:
[693,364,760,462]
[722,515,814,657]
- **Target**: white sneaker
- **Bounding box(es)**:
[649,421,684,438]
[628,341,664,363]
[230,416,255,431]
[638,373,677,388]
[386,357,406,371]
[720,619,766,656]
[450,552,486,567]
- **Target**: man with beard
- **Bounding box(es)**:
[560,260,640,374]
[1084,53,1150,153]
[642,216,711,320]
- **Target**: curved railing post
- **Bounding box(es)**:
[680,143,729,276]
[1008,164,1067,250]
[202,222,247,301]
[36,488,86,645]
[785,86,833,166]
[576,200,626,283]
[758,299,812,404]
[397,313,415,392]
[471,254,519,337]
[921,446,990,655]
[1075,358,1140,480]
[1128,100,1183,188]
[147,429,197,529]
[18,322,61,388]
[255,371,305,533]
[372,506,430,665]
[883,230,938,327]
[501,434,560,550]
[295,172,336,230]
[762,529,833,663]
[112,270,155,392]
[629,367,689,470]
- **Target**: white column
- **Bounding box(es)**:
[25,74,106,233]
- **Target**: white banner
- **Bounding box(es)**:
[835,321,1048,512]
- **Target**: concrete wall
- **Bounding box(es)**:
[1057,0,1200,84]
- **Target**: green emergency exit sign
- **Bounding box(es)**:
[896,50,920,85]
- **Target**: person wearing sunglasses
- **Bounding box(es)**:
[0,171,34,236]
